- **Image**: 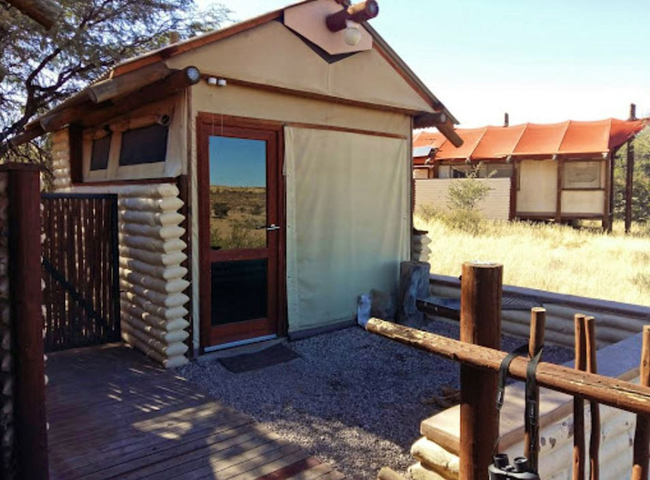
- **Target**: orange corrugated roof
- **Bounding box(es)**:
[415,118,647,161]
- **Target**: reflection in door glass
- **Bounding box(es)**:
[209,136,267,250]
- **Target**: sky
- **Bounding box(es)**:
[199,0,649,128]
[210,136,266,187]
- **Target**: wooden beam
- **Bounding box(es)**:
[414,114,463,148]
[77,66,201,128]
[509,160,518,220]
[573,314,586,480]
[87,62,172,104]
[524,307,546,471]
[5,165,49,479]
[631,325,650,480]
[608,151,615,233]
[6,0,62,29]
[459,262,502,480]
[625,103,637,234]
[326,0,379,32]
[556,158,563,223]
[363,318,650,416]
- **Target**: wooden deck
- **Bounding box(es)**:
[46,344,344,480]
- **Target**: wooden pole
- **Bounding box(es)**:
[584,317,600,480]
[459,262,502,480]
[573,314,586,480]
[4,164,49,479]
[363,318,650,416]
[6,0,62,29]
[556,158,564,224]
[524,307,546,471]
[625,103,637,234]
[631,325,650,480]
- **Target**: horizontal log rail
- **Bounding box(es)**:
[365,317,650,416]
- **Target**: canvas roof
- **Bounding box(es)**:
[413,119,648,162]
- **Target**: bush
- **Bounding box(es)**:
[416,204,441,223]
[212,202,230,219]
[444,164,493,235]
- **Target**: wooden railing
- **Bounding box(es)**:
[364,262,650,480]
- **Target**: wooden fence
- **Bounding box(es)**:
[42,193,120,352]
[365,262,650,480]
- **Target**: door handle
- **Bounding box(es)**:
[257,224,281,231]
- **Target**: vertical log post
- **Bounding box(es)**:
[625,103,637,234]
[525,307,546,471]
[459,262,503,480]
[573,314,587,480]
[584,317,599,480]
[631,325,650,480]
[4,164,48,479]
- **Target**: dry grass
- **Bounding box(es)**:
[209,185,266,250]
[414,215,650,307]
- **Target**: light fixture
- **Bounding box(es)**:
[184,66,201,85]
[344,22,362,46]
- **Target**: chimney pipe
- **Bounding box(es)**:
[504,112,509,127]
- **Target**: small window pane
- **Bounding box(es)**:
[119,124,168,166]
[563,161,602,189]
[90,134,111,171]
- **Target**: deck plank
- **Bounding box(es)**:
[46,344,344,480]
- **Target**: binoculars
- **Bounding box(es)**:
[488,454,541,479]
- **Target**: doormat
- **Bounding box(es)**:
[218,343,301,373]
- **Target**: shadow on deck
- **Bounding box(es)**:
[46,343,344,480]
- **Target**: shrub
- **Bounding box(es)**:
[416,204,441,223]
[444,164,493,235]
[212,202,230,219]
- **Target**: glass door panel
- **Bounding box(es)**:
[201,125,280,348]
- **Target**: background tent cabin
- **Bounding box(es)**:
[413,119,647,228]
[16,0,461,366]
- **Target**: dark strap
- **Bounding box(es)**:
[525,347,544,472]
[494,344,528,455]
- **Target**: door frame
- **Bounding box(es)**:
[196,113,287,353]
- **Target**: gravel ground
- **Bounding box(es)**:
[177,320,573,479]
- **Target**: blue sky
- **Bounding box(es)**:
[210,136,266,187]
[200,0,649,127]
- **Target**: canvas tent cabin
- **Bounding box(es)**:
[13,0,460,367]
[413,119,647,227]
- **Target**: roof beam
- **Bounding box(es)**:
[6,0,62,29]
[414,112,463,148]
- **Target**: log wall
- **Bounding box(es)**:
[51,130,189,367]
[429,275,650,349]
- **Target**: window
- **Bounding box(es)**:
[89,134,111,171]
[487,164,513,179]
[563,161,603,189]
[413,168,429,179]
[119,124,169,166]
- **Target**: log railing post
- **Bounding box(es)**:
[573,314,587,480]
[584,317,600,480]
[631,325,650,480]
[4,164,48,479]
[525,307,546,471]
[459,262,502,480]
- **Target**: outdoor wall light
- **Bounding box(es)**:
[344,22,362,46]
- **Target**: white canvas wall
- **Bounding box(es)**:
[284,127,409,333]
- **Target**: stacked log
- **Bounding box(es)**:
[117,184,189,368]
[412,231,432,263]
[50,129,71,190]
[430,279,649,349]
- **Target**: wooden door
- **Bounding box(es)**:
[198,119,282,349]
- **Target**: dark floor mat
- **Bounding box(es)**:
[218,343,301,373]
